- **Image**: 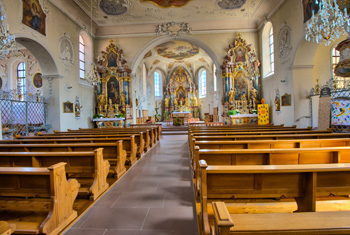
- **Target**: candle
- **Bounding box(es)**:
[156,101,157,107]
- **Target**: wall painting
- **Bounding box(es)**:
[22,0,46,35]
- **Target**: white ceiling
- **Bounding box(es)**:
[51,0,285,37]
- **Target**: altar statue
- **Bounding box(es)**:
[228,88,235,103]
[191,95,197,106]
[98,94,106,106]
[174,99,178,107]
[185,97,189,107]
[120,93,126,106]
[164,97,170,108]
[251,88,258,102]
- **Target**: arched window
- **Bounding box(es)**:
[17,62,26,100]
[213,63,217,91]
[79,35,85,79]
[332,46,344,89]
[262,21,274,77]
[269,27,275,74]
[199,69,206,98]
[154,71,161,97]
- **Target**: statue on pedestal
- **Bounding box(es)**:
[120,93,126,106]
[228,88,236,103]
[164,97,170,108]
[191,95,197,106]
[251,88,258,102]
[185,97,189,107]
[174,99,178,107]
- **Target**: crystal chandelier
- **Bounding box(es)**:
[0,0,18,58]
[305,0,350,46]
[84,62,101,85]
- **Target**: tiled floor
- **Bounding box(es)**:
[63,135,199,235]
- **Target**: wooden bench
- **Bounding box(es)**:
[3,135,143,159]
[199,160,350,235]
[0,142,127,178]
[0,221,15,235]
[0,163,80,235]
[0,149,109,200]
[192,138,350,168]
[193,146,350,194]
[190,133,350,157]
[32,132,150,153]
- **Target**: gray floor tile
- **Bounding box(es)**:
[80,207,149,229]
[112,192,165,208]
[63,228,107,235]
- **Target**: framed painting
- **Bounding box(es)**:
[107,76,120,104]
[233,45,247,63]
[281,93,292,106]
[63,101,73,113]
[33,73,42,88]
[106,51,119,69]
[22,0,46,35]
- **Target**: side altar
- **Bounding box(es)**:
[220,34,261,125]
[92,41,133,127]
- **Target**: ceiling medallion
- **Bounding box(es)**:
[141,0,192,8]
[99,0,129,15]
[217,0,246,10]
[156,22,191,37]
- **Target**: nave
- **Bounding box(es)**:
[63,134,199,235]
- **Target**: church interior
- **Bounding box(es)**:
[1,0,350,234]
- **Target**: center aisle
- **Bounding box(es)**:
[64,134,199,235]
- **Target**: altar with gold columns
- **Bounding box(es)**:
[94,41,133,127]
[221,34,261,125]
[163,66,199,124]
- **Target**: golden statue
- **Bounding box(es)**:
[174,99,178,107]
[185,97,189,106]
[228,88,235,103]
[251,88,257,101]
[98,94,106,106]
[191,95,197,106]
[164,97,170,108]
[120,93,126,106]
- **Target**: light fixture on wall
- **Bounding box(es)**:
[305,0,350,46]
[0,0,18,58]
[84,0,101,86]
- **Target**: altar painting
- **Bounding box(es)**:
[234,73,249,100]
[106,50,119,69]
[107,76,120,104]
[22,0,46,35]
[331,100,350,125]
[176,86,186,105]
[233,45,247,63]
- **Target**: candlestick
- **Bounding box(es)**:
[155,101,157,107]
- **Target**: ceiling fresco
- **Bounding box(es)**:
[156,41,200,60]
[141,0,192,8]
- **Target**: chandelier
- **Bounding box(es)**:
[305,0,350,46]
[0,0,18,58]
[84,62,101,85]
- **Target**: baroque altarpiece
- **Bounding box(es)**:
[94,41,133,127]
[221,34,261,124]
[163,66,199,124]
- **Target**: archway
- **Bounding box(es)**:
[131,35,222,124]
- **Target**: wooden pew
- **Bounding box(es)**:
[194,146,350,194]
[0,142,127,178]
[192,138,350,167]
[30,132,150,153]
[2,136,143,159]
[0,149,109,200]
[0,221,15,235]
[199,160,350,235]
[189,133,350,157]
[0,163,80,235]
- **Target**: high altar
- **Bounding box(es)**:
[221,34,261,125]
[94,41,133,128]
[163,66,199,125]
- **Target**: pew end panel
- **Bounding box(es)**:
[0,163,80,235]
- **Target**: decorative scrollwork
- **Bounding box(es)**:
[155,22,191,37]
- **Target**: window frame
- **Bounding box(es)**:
[154,70,161,97]
[199,68,207,98]
[17,62,26,99]
[269,27,275,74]
[79,35,85,79]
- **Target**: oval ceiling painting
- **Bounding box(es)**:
[141,0,192,8]
[99,0,128,15]
[156,41,200,61]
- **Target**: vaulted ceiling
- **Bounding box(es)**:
[50,0,285,37]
